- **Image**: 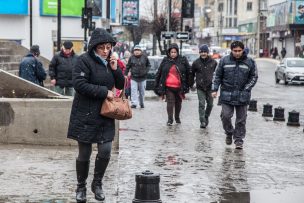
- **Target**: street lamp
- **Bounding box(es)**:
[202,6,212,27]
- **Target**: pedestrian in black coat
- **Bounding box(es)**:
[190,44,217,128]
[67,28,125,202]
[49,41,78,96]
[19,45,46,86]
[154,43,191,125]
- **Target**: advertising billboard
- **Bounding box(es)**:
[40,0,102,17]
[122,0,139,25]
[0,0,28,15]
[295,0,304,24]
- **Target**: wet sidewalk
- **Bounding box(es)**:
[1,91,304,202]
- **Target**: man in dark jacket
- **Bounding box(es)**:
[49,41,78,96]
[191,44,217,128]
[19,45,46,86]
[125,45,151,108]
[211,41,258,149]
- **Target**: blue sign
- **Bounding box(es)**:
[0,0,28,15]
[224,36,241,41]
[111,0,116,23]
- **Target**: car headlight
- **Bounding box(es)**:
[286,72,297,75]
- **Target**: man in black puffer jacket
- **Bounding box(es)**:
[49,41,78,96]
[211,41,258,150]
[190,44,217,128]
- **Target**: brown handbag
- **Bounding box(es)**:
[100,79,132,120]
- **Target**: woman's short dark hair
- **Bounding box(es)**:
[230,41,244,50]
[298,5,304,9]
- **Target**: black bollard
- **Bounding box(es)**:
[262,103,273,117]
[133,170,162,203]
[248,99,257,112]
[287,110,300,126]
[273,107,285,121]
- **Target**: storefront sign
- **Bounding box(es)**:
[122,0,139,25]
[40,0,102,17]
[0,0,28,15]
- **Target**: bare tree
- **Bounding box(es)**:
[125,18,152,47]
[152,13,180,54]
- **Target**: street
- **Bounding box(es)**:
[1,59,304,202]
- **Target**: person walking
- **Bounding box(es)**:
[67,28,125,202]
[281,47,287,59]
[154,43,191,126]
[211,41,258,149]
[49,41,78,96]
[19,45,46,86]
[190,44,217,128]
[121,51,131,98]
[272,47,278,59]
[125,45,151,108]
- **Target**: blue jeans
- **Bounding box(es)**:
[131,80,146,106]
[54,86,75,96]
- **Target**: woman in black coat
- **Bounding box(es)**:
[154,43,191,125]
[67,28,125,202]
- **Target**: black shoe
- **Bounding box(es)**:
[205,117,209,126]
[91,181,105,201]
[235,143,243,149]
[167,119,173,126]
[75,159,90,203]
[91,156,110,201]
[200,122,206,128]
[140,104,144,108]
[175,118,181,124]
[76,187,87,203]
[225,135,233,145]
[131,105,136,108]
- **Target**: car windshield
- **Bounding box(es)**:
[287,59,304,67]
[149,58,163,70]
[185,54,199,63]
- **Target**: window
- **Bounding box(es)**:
[234,18,237,27]
[247,2,252,11]
[234,0,238,15]
[218,3,224,12]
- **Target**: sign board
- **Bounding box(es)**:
[0,0,28,15]
[40,0,102,17]
[161,32,175,40]
[122,0,139,25]
[176,32,189,40]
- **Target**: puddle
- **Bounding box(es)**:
[212,187,304,203]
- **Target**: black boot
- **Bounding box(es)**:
[91,155,110,201]
[76,159,90,203]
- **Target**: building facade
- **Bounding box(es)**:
[0,0,121,60]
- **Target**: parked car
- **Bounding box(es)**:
[183,53,200,65]
[146,55,164,90]
[275,58,304,85]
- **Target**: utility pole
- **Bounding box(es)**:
[180,0,184,53]
[29,0,32,47]
[167,0,171,31]
[57,0,61,51]
[83,0,88,51]
[257,0,261,57]
[153,0,158,55]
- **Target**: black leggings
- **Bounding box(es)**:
[77,141,112,161]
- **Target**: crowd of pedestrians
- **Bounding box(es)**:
[18,31,258,201]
